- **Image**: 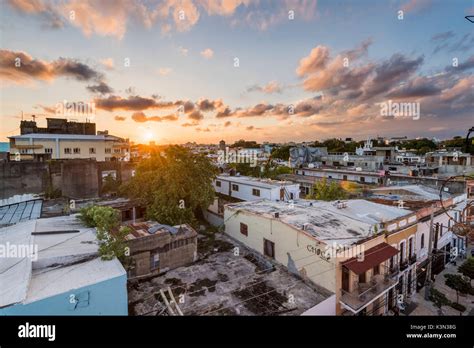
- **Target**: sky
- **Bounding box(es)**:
[0,0,473,144]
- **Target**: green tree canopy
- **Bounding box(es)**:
[308,178,348,201]
[444,273,472,304]
[78,205,129,261]
[429,287,450,311]
[458,257,474,283]
[271,145,291,160]
[121,145,217,226]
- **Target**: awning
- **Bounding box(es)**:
[341,242,398,275]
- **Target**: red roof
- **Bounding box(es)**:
[341,242,399,275]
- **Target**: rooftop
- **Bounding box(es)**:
[216,174,298,189]
[9,133,127,142]
[370,185,450,201]
[129,234,333,316]
[0,199,43,226]
[0,214,125,309]
[125,221,197,240]
[225,199,411,246]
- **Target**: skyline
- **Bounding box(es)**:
[1,0,473,144]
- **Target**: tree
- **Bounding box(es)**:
[428,288,450,314]
[271,146,291,160]
[121,145,217,226]
[444,273,472,304]
[458,258,474,285]
[78,205,130,261]
[102,174,120,194]
[308,178,348,201]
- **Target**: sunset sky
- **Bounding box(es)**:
[0,0,473,144]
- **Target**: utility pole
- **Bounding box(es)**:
[424,207,435,300]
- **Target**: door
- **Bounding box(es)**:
[280,188,285,200]
[264,239,275,259]
[342,267,350,292]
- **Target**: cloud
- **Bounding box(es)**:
[130,111,178,123]
[197,98,224,111]
[158,67,172,76]
[0,49,104,86]
[188,110,204,121]
[247,80,282,94]
[401,0,432,13]
[100,58,115,70]
[179,46,189,56]
[445,55,474,72]
[114,115,126,121]
[94,95,173,111]
[200,48,214,59]
[385,76,441,99]
[86,81,114,94]
[431,31,455,42]
[196,127,210,132]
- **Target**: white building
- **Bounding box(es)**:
[9,133,130,162]
[214,175,300,201]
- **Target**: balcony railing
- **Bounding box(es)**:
[399,259,408,271]
[389,265,399,278]
[340,274,398,313]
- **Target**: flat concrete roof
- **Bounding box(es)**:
[0,215,125,308]
[226,199,411,246]
[9,133,126,142]
[129,234,333,316]
[216,175,298,190]
[370,185,450,201]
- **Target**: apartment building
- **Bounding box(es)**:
[425,150,474,175]
[8,133,130,162]
[223,199,418,315]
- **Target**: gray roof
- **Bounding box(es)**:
[0,199,43,226]
[226,199,412,246]
[216,175,298,189]
[9,133,126,142]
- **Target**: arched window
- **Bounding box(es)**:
[421,233,425,249]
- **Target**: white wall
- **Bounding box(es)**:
[214,178,300,201]
[301,294,336,315]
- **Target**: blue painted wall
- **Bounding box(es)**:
[0,274,128,316]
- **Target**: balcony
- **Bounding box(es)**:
[389,265,399,278]
[409,254,417,265]
[340,274,398,313]
[399,259,408,271]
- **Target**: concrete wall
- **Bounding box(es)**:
[214,178,300,201]
[0,274,128,316]
[0,160,136,199]
[0,162,49,199]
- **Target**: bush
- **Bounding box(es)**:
[450,302,466,313]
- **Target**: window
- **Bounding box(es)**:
[360,177,365,183]
[263,239,275,259]
[359,272,366,283]
[64,148,71,154]
[89,147,96,154]
[421,233,425,249]
[290,193,294,200]
[232,184,239,191]
[73,148,80,154]
[373,265,380,275]
[45,148,53,154]
[216,181,221,187]
[440,223,443,237]
[105,148,112,154]
[240,223,248,236]
[343,175,348,181]
[252,189,260,197]
[114,148,121,154]
[150,253,160,270]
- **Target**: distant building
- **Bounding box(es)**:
[425,150,473,175]
[219,140,226,151]
[0,215,128,315]
[8,133,130,162]
[123,222,198,278]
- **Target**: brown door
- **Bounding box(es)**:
[280,188,285,200]
[264,239,275,259]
